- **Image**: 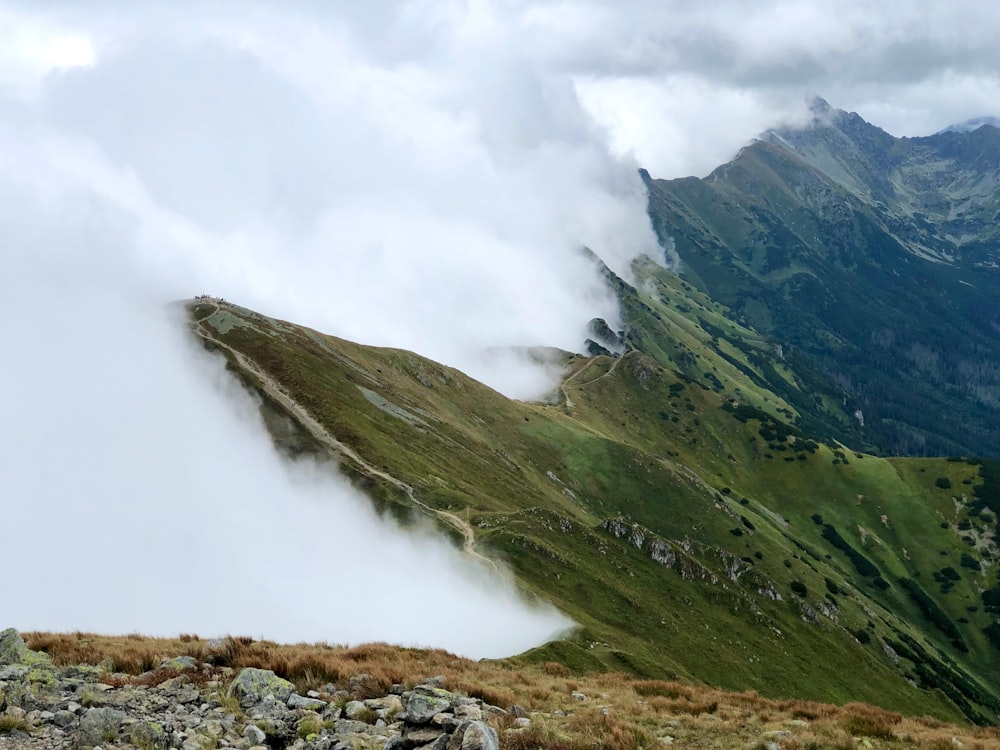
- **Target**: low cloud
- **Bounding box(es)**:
[0,175,571,655]
[5,3,663,399]
[0,2,648,654]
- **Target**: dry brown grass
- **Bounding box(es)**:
[22,632,1000,750]
[837,702,902,740]
[633,679,694,699]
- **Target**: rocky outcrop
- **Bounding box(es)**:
[600,518,787,607]
[586,318,626,356]
[0,629,510,750]
[601,518,718,584]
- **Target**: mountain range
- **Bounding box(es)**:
[644,97,1000,457]
[178,102,1000,726]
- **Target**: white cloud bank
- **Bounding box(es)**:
[0,135,576,655]
[2,2,664,400]
[1,2,657,655]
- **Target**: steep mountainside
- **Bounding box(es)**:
[643,100,1000,456]
[186,281,1000,725]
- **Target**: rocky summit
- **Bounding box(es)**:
[0,629,505,750]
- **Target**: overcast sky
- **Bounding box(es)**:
[2,0,998,650]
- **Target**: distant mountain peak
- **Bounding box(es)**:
[936,115,1000,134]
[762,98,883,143]
[807,95,833,115]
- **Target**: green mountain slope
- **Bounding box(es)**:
[643,101,1000,457]
[187,290,1000,724]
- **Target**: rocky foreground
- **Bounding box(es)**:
[0,629,509,750]
[7,628,1000,749]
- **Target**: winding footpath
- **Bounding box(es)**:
[557,349,631,423]
[191,303,499,574]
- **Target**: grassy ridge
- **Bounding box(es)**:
[185,294,999,724]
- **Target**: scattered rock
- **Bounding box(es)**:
[0,632,516,750]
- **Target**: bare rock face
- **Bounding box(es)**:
[586,318,626,356]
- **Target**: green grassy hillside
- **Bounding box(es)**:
[186,288,1000,725]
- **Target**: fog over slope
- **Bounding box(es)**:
[0,164,580,654]
[4,3,665,399]
[0,3,655,653]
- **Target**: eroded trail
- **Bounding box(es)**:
[191,305,499,573]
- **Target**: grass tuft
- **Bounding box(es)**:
[0,715,31,734]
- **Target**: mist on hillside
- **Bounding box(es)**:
[0,187,573,654]
[0,3,666,402]
[0,2,675,655]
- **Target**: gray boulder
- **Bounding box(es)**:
[454,703,483,721]
[344,699,370,719]
[229,668,296,707]
[78,707,125,748]
[448,720,498,750]
[130,720,170,749]
[403,685,454,724]
[288,693,327,711]
[244,724,267,745]
[0,629,29,665]
[160,655,199,671]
